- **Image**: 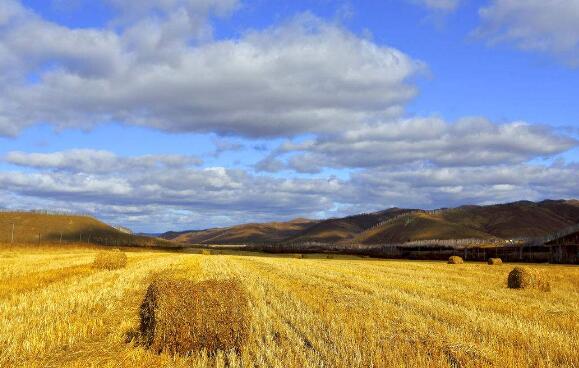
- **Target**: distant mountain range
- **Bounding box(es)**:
[2,200,577,248]
[160,200,579,245]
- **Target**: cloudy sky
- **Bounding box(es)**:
[1,0,578,232]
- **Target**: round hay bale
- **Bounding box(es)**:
[139,278,250,355]
[448,256,464,264]
[507,267,550,291]
[92,251,127,270]
[488,258,502,265]
[201,250,213,255]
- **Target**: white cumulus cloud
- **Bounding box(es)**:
[478,0,579,65]
[257,117,577,173]
[5,149,202,173]
[0,3,423,138]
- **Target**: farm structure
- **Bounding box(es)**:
[546,230,579,264]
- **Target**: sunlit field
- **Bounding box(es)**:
[0,245,577,368]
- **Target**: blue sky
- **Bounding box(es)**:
[0,0,578,232]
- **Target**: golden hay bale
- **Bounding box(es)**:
[139,278,250,355]
[507,267,550,291]
[448,256,464,264]
[488,258,503,265]
[92,251,127,270]
[201,250,213,255]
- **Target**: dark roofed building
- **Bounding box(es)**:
[546,230,579,264]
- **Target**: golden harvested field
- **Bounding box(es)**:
[0,245,578,368]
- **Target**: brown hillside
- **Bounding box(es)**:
[441,200,579,238]
[355,200,579,244]
[164,208,413,245]
[161,200,579,246]
[355,212,492,244]
[0,212,175,247]
[165,218,318,245]
[289,208,412,243]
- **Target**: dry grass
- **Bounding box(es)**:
[488,258,502,265]
[92,251,128,270]
[0,264,93,299]
[507,266,551,291]
[0,245,577,367]
[448,255,464,264]
[201,250,213,256]
[139,278,250,355]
